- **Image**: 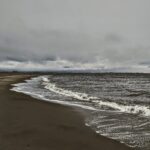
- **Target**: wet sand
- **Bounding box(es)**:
[0,73,133,150]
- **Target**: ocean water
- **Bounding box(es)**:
[11,73,150,149]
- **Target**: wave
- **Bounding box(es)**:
[11,77,96,110]
[42,77,150,117]
[42,77,97,102]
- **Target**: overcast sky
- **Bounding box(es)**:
[0,0,150,72]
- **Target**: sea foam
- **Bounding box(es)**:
[42,76,150,117]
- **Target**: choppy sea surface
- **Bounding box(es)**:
[11,73,150,149]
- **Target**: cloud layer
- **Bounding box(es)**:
[0,0,150,72]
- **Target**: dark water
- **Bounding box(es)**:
[11,73,150,149]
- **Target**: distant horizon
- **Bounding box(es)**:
[1,68,150,74]
[0,59,149,73]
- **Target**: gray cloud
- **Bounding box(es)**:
[0,0,150,72]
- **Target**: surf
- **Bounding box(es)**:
[42,76,150,117]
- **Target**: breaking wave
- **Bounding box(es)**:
[42,77,150,117]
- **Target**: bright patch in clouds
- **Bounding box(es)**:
[0,58,149,73]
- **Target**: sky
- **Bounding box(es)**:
[0,0,150,72]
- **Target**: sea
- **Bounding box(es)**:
[11,73,150,150]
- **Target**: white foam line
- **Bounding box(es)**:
[11,87,96,111]
[134,122,150,128]
[42,76,150,117]
[98,100,150,117]
[11,76,150,117]
[97,123,116,128]
[43,78,97,102]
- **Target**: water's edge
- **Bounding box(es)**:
[10,76,134,149]
[10,75,150,150]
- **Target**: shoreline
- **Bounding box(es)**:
[0,73,133,150]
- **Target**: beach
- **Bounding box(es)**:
[0,73,133,150]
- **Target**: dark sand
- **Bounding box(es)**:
[0,74,133,150]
